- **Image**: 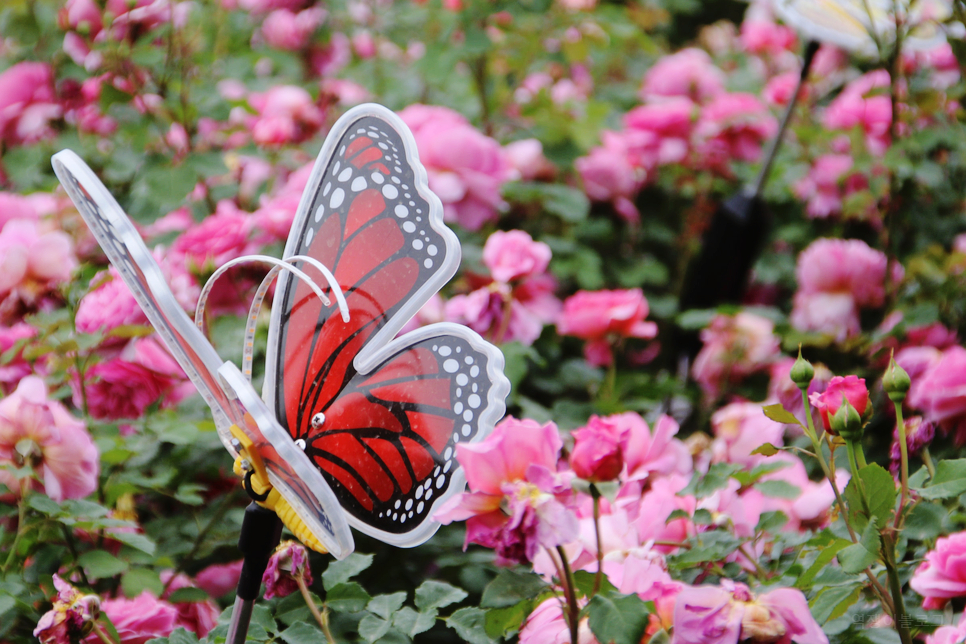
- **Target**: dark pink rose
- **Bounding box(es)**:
[570,416,624,482]
[809,375,870,434]
[911,531,966,610]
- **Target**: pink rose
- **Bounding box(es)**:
[809,375,870,434]
[0,322,37,392]
[823,70,893,155]
[790,291,861,342]
[58,0,104,36]
[398,104,510,231]
[912,531,966,610]
[0,219,77,300]
[739,19,796,56]
[75,267,148,336]
[640,48,725,104]
[435,417,577,565]
[504,139,554,181]
[795,238,894,308]
[520,597,596,644]
[159,572,220,637]
[248,85,325,147]
[0,376,98,502]
[0,62,62,147]
[575,130,643,223]
[909,346,966,444]
[35,575,101,644]
[672,581,827,644]
[622,97,695,169]
[692,312,779,396]
[570,417,624,482]
[194,560,243,598]
[92,593,178,644]
[710,401,785,467]
[767,358,831,430]
[694,93,778,172]
[557,289,658,365]
[793,154,867,219]
[482,230,551,284]
[171,200,258,271]
[260,7,326,50]
[262,540,312,599]
[600,412,691,482]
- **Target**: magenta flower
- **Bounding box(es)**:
[93,592,178,644]
[575,131,644,223]
[160,571,221,637]
[0,62,61,147]
[435,417,577,565]
[570,417,624,483]
[640,48,725,104]
[911,531,966,610]
[907,346,966,445]
[259,7,326,51]
[263,540,313,600]
[694,93,778,173]
[809,375,870,434]
[0,376,98,502]
[34,575,101,644]
[482,230,552,284]
[247,85,325,148]
[671,580,827,644]
[194,560,244,598]
[557,288,658,366]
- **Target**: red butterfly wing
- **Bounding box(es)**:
[266,106,508,543]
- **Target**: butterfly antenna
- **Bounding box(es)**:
[287,254,350,323]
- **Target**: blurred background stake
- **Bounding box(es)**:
[226,503,283,644]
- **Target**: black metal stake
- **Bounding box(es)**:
[226,503,283,644]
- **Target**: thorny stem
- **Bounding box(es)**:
[894,401,910,528]
[737,543,767,580]
[554,545,580,644]
[298,576,336,644]
[591,486,603,596]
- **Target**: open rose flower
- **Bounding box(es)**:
[435,417,577,565]
[35,575,100,644]
[90,592,178,644]
[557,289,658,366]
[911,531,966,610]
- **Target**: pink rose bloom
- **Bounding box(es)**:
[640,48,725,103]
[890,415,936,475]
[672,580,827,644]
[320,78,370,106]
[235,0,310,14]
[606,412,691,481]
[260,7,325,50]
[796,238,894,307]
[763,72,804,107]
[809,375,870,434]
[262,540,313,599]
[570,417,624,482]
[898,346,943,403]
[912,531,966,610]
[482,230,551,284]
[105,0,192,41]
[445,273,559,346]
[692,312,779,397]
[909,346,966,444]
[194,560,243,598]
[435,417,578,565]
[75,267,148,336]
[694,93,778,172]
[790,291,861,342]
[92,593,178,644]
[171,200,258,271]
[0,62,62,147]
[248,85,325,147]
[557,289,658,366]
[927,613,966,644]
[504,139,554,181]
[823,70,893,155]
[159,572,220,637]
[793,154,867,219]
[575,130,643,223]
[740,19,796,56]
[399,104,510,231]
[520,597,596,644]
[767,358,831,431]
[0,322,37,392]
[710,401,785,467]
[0,219,77,299]
[59,0,104,36]
[34,575,101,644]
[0,376,98,501]
[78,336,192,420]
[622,97,695,169]
[635,474,696,551]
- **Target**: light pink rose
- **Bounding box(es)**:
[823,70,893,155]
[0,219,77,299]
[926,613,966,644]
[575,130,643,223]
[739,19,796,56]
[635,474,696,551]
[171,200,258,271]
[483,230,551,284]
[790,291,861,342]
[260,7,325,50]
[692,312,779,396]
[795,238,897,307]
[672,580,827,644]
[608,412,691,481]
[0,322,37,392]
[710,401,785,467]
[59,0,104,36]
[912,531,966,610]
[504,139,554,181]
[793,154,868,219]
[909,346,966,444]
[435,417,577,565]
[0,62,62,147]
[520,597,596,644]
[640,48,725,103]
[0,376,98,501]
[91,593,178,644]
[694,93,778,172]
[105,0,191,41]
[194,560,243,598]
[622,97,695,169]
[557,289,658,365]
[248,85,325,147]
[763,72,802,107]
[399,104,510,231]
[77,336,192,420]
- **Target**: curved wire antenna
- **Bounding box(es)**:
[194,254,350,383]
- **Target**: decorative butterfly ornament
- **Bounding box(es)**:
[772,0,955,55]
[54,103,510,558]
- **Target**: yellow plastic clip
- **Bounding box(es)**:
[229,425,328,554]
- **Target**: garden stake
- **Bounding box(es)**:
[226,503,283,644]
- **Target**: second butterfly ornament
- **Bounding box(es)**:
[54,103,509,559]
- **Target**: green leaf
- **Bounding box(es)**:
[367,592,407,620]
[249,605,277,635]
[795,539,852,589]
[78,550,128,578]
[750,443,781,457]
[809,584,862,624]
[280,622,325,644]
[393,606,437,637]
[837,519,881,574]
[485,601,534,639]
[415,580,467,611]
[920,459,966,499]
[0,593,15,618]
[680,463,742,498]
[27,494,61,515]
[587,593,650,644]
[121,569,163,597]
[358,614,391,643]
[755,480,802,499]
[161,628,199,644]
[326,582,371,613]
[322,553,374,590]
[447,607,496,644]
[755,510,788,534]
[844,464,896,526]
[503,182,589,222]
[110,531,157,555]
[168,587,210,603]
[481,569,550,608]
[762,403,804,428]
[903,502,946,540]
